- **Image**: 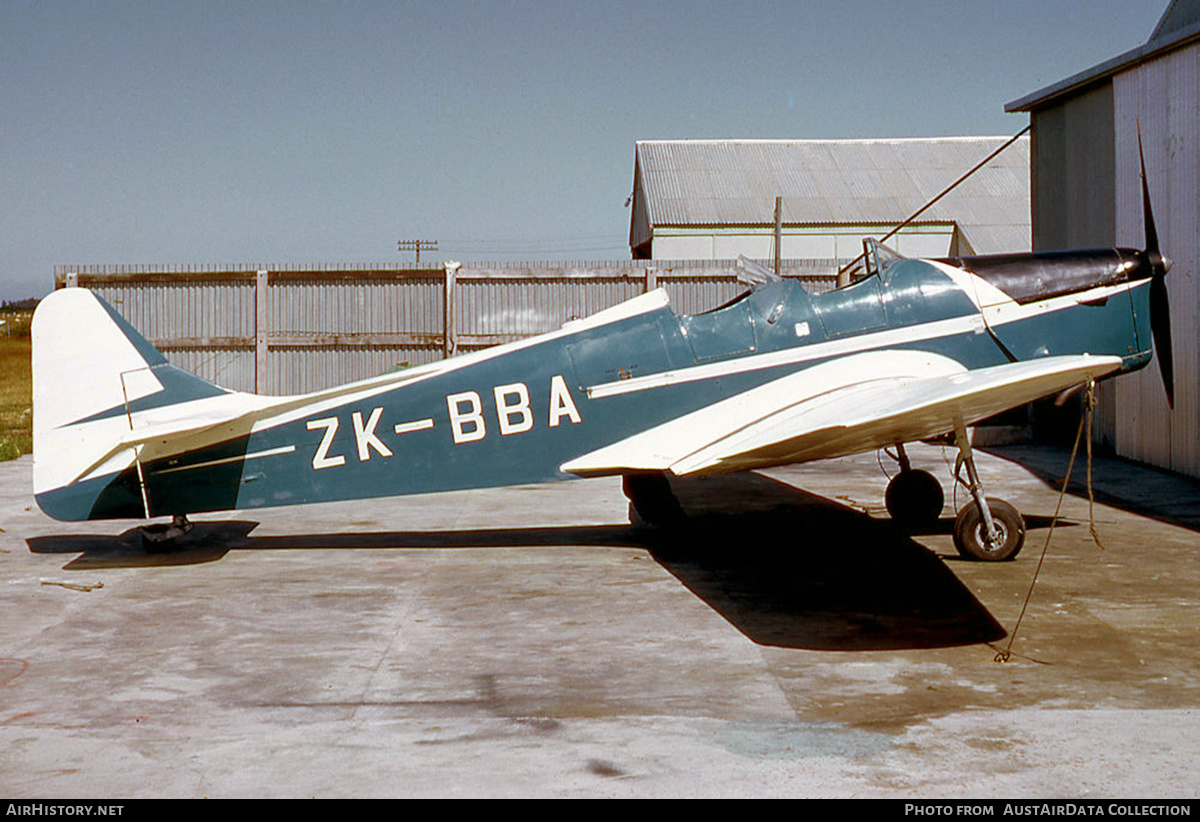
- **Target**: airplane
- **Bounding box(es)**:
[30,141,1174,563]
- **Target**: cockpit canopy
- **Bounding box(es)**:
[861,238,905,280]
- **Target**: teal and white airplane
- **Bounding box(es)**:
[31,159,1174,563]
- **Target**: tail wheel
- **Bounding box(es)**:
[953,498,1025,561]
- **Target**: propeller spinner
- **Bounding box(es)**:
[1137,124,1175,409]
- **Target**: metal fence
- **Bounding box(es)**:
[54,260,839,395]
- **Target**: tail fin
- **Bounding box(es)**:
[32,288,230,520]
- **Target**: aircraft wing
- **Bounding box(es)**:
[561,351,1122,477]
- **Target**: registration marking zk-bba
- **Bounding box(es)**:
[304,374,582,470]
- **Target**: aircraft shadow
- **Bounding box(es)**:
[24,520,635,569]
[26,520,257,569]
[27,474,1011,651]
[649,473,1008,650]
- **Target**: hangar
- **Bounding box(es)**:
[627,137,1031,269]
[1006,0,1200,478]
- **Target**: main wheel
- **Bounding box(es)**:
[885,469,944,530]
[953,498,1026,561]
[623,472,685,528]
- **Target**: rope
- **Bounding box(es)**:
[994,381,1100,663]
[1085,386,1107,551]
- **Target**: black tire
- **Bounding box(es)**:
[953,498,1026,561]
[885,469,944,530]
[139,524,178,554]
[622,472,685,528]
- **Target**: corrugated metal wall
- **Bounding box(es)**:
[55,261,836,397]
[1029,84,1116,251]
[1028,85,1121,450]
[1113,45,1200,478]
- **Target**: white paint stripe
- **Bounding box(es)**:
[926,259,1012,308]
[154,445,296,475]
[245,290,672,433]
[394,418,435,434]
[982,281,1140,326]
[588,314,985,399]
[586,279,1141,401]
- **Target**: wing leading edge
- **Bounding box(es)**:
[561,351,1122,478]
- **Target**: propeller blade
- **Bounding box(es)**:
[1137,123,1175,409]
[1150,273,1175,408]
[1138,124,1160,256]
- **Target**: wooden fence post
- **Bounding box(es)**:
[255,269,269,393]
[443,261,461,359]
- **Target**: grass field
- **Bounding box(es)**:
[0,314,33,461]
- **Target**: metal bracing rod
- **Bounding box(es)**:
[837,124,1031,280]
[954,424,1002,547]
[119,368,153,520]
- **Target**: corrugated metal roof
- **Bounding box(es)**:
[1005,2,1200,114]
[631,137,1031,254]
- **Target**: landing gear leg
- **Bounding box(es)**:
[884,443,944,530]
[623,472,685,528]
[951,426,1025,561]
[140,515,194,552]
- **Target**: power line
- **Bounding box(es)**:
[397,239,438,263]
[437,235,628,255]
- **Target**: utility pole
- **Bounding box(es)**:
[773,196,782,276]
[398,239,438,264]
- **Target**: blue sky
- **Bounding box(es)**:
[0,1,1168,300]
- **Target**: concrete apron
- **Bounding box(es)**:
[0,444,1197,798]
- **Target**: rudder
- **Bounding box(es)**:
[32,288,230,520]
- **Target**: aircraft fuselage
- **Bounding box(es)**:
[33,249,1154,522]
